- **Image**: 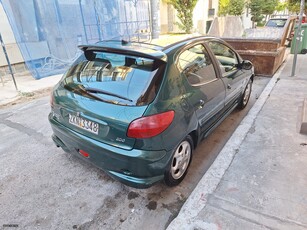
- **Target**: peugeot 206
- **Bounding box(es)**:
[49,36,254,188]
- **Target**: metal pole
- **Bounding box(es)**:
[79,0,88,43]
[124,0,131,41]
[93,1,102,41]
[0,32,18,90]
[150,0,160,39]
[133,0,140,42]
[291,0,305,77]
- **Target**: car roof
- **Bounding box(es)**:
[268,18,287,20]
[162,36,214,49]
[79,36,222,62]
[161,36,226,54]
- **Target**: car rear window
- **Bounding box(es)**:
[266,19,287,27]
[62,51,165,106]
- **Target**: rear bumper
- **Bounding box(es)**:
[49,114,171,188]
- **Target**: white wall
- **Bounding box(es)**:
[193,0,219,34]
[193,0,207,33]
[0,2,24,66]
[160,1,169,33]
[241,8,253,29]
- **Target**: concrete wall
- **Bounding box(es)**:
[0,3,24,67]
[208,16,244,37]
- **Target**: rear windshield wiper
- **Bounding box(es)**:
[84,87,133,102]
[63,84,131,105]
[64,84,109,103]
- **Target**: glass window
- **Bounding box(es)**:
[266,19,287,27]
[62,51,165,106]
[178,44,217,85]
[207,41,238,75]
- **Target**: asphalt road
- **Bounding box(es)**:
[0,76,270,230]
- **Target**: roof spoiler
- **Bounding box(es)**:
[78,44,167,63]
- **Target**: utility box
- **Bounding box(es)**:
[291,23,307,54]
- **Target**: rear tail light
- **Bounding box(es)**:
[127,111,175,139]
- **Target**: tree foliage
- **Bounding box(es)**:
[219,0,230,16]
[228,0,245,16]
[249,0,264,23]
[262,0,279,16]
[288,0,307,13]
[249,0,278,24]
[218,0,245,16]
[275,1,288,13]
[168,0,198,33]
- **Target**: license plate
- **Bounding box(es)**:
[68,114,99,135]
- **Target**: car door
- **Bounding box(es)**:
[207,41,246,108]
[177,43,226,135]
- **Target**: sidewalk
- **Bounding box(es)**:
[0,72,62,107]
[168,54,307,229]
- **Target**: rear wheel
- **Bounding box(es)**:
[238,78,252,110]
[164,136,193,186]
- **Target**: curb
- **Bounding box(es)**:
[166,61,287,230]
[0,95,20,107]
[0,87,53,108]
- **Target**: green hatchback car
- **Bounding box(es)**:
[49,36,254,188]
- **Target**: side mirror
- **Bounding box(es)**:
[225,65,235,72]
[241,60,253,70]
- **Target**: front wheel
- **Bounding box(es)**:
[164,136,193,186]
[238,78,252,110]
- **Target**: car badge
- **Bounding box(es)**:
[116,137,126,143]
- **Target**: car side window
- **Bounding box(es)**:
[178,44,217,86]
[207,41,239,76]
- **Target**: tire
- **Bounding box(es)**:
[238,78,252,110]
[164,135,193,186]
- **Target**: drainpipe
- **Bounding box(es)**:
[0,32,18,90]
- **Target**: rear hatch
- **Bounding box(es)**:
[51,45,166,150]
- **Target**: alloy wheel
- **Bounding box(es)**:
[171,140,191,180]
[243,80,252,106]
